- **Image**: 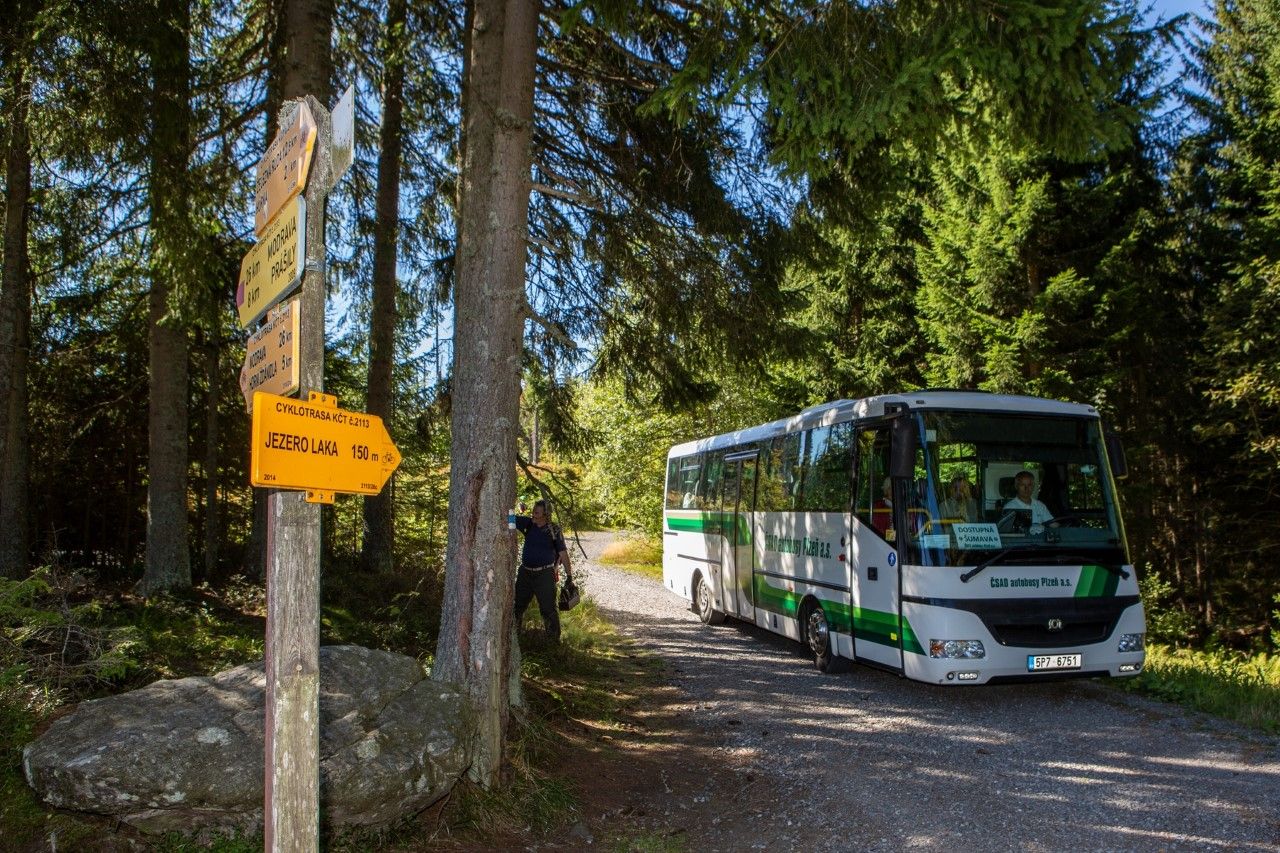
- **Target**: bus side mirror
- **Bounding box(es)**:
[1106,433,1128,480]
[890,417,916,479]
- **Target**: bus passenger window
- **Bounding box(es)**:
[757,439,788,512]
[665,458,682,510]
[854,428,893,540]
[702,452,725,511]
[801,423,853,512]
[678,457,702,509]
[759,433,802,512]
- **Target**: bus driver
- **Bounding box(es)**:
[1003,470,1055,534]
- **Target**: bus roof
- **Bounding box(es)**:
[666,391,1100,458]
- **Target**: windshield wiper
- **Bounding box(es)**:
[959,549,1130,583]
[959,546,1042,583]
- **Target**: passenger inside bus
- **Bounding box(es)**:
[872,478,892,534]
[940,473,977,522]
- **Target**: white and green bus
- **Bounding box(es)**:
[662,391,1146,684]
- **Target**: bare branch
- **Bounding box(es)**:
[530,180,602,210]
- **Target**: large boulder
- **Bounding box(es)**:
[23,645,469,835]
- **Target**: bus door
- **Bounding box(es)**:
[849,424,903,671]
[721,451,758,619]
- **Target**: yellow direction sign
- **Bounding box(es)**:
[250,391,401,501]
[237,196,305,328]
[240,297,301,411]
[255,101,317,235]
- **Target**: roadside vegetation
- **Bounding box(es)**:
[597,537,664,582]
[1121,645,1280,733]
[0,559,671,850]
[1112,568,1280,732]
[0,566,268,849]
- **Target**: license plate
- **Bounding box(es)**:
[1027,653,1081,671]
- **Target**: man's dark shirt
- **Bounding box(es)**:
[516,516,567,567]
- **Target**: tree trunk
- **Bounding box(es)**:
[360,0,406,575]
[432,0,539,788]
[0,0,33,578]
[263,0,335,125]
[280,0,333,102]
[141,0,193,596]
[202,338,220,580]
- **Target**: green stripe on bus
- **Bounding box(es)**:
[751,577,924,655]
[666,512,751,544]
[752,573,800,618]
[1074,564,1119,597]
[666,515,709,532]
[852,607,926,655]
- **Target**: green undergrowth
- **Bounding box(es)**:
[1118,643,1280,733]
[319,558,442,662]
[0,567,270,850]
[331,597,665,850]
[598,535,663,581]
[152,830,262,852]
[0,558,652,850]
[428,599,653,845]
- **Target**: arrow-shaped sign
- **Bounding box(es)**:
[250,391,401,500]
[237,196,305,329]
[255,101,316,235]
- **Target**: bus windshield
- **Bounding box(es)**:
[903,411,1128,567]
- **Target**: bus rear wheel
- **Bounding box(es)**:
[803,600,850,674]
[695,572,726,625]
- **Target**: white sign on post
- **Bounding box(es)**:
[330,85,355,187]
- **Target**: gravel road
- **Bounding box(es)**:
[570,531,1280,852]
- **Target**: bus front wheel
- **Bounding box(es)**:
[695,572,726,625]
[803,600,850,674]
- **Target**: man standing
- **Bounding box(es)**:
[513,500,570,642]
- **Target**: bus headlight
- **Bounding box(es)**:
[930,639,986,659]
[1117,633,1145,653]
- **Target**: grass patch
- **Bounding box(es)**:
[611,832,689,853]
[519,597,650,724]
[1119,644,1280,733]
[598,536,663,582]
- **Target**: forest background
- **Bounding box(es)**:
[0,0,1278,794]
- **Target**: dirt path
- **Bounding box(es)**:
[568,530,1280,852]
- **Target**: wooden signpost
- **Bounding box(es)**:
[235,93,366,853]
[330,85,355,187]
[239,297,300,411]
[239,90,389,853]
